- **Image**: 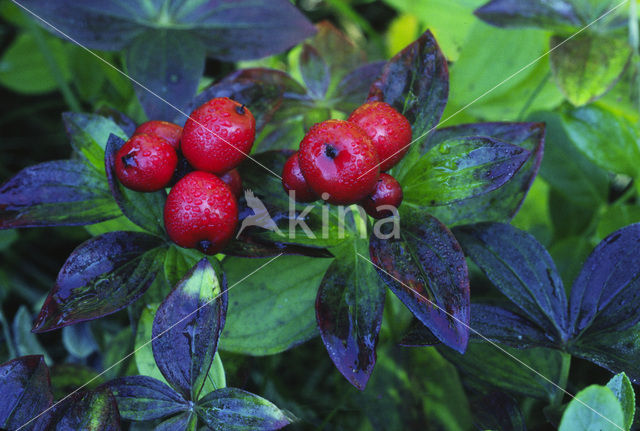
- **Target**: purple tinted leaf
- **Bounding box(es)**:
[569,323,640,384]
[403,137,530,206]
[454,223,569,343]
[401,304,553,349]
[316,239,386,390]
[196,388,292,430]
[300,44,329,99]
[475,0,581,32]
[16,1,144,50]
[104,376,187,421]
[423,122,545,226]
[368,30,449,137]
[570,223,640,336]
[152,259,227,400]
[0,160,120,229]
[46,387,121,431]
[470,304,555,348]
[155,412,197,431]
[0,356,53,431]
[335,61,385,113]
[190,69,308,132]
[105,134,167,236]
[94,107,138,137]
[32,231,165,332]
[370,211,470,353]
[126,30,205,122]
[184,0,315,61]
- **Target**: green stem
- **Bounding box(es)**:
[517,71,550,120]
[0,310,16,359]
[25,18,82,112]
[551,352,571,406]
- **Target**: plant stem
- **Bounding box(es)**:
[25,18,82,112]
[551,352,571,406]
[517,71,550,121]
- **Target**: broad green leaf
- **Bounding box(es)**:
[596,205,640,242]
[49,364,103,401]
[62,322,98,359]
[562,105,640,177]
[550,33,632,107]
[606,373,635,430]
[558,385,624,431]
[221,255,332,355]
[403,137,530,206]
[0,32,71,94]
[549,236,593,290]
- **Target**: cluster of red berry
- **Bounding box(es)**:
[114,97,253,255]
[282,101,410,218]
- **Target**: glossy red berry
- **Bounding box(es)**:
[348,101,412,172]
[360,173,403,219]
[298,119,379,205]
[219,169,243,198]
[134,120,182,150]
[181,97,256,175]
[114,134,178,192]
[282,152,317,203]
[164,171,238,255]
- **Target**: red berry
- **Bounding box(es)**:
[219,169,243,198]
[114,134,178,192]
[360,173,403,219]
[282,152,317,203]
[348,101,412,172]
[164,171,238,255]
[298,120,379,205]
[181,97,256,175]
[134,121,182,150]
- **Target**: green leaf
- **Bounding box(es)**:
[0,32,70,94]
[47,387,121,430]
[447,23,563,120]
[550,33,632,107]
[50,364,103,401]
[440,344,567,401]
[596,205,640,242]
[403,137,530,206]
[0,230,17,251]
[606,373,635,430]
[533,110,609,207]
[220,255,332,355]
[12,306,51,365]
[559,385,624,431]
[562,105,640,177]
[474,0,581,32]
[62,323,98,359]
[62,112,128,174]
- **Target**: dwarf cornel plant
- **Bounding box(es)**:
[1,0,640,430]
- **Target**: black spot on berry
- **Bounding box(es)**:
[198,240,213,254]
[236,104,246,115]
[324,144,338,159]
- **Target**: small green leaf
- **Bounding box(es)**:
[559,385,624,431]
[550,33,632,107]
[606,373,635,430]
[221,255,332,355]
[12,306,51,365]
[562,105,640,177]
